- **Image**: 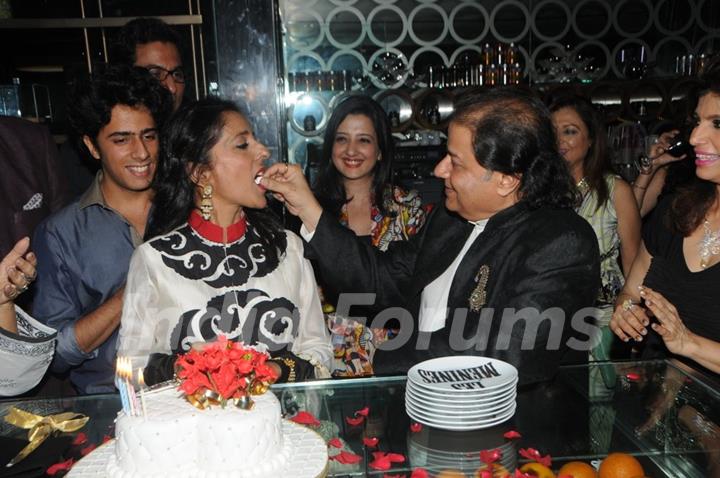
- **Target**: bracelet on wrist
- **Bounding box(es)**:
[270,357,297,382]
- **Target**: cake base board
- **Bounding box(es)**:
[67,419,328,478]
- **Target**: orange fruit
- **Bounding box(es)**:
[558,461,598,478]
[598,453,645,478]
[519,462,556,478]
[474,463,510,477]
[436,470,466,478]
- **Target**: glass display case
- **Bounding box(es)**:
[2,359,719,477]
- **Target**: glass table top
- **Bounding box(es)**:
[1,359,719,477]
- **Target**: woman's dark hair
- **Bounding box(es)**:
[451,86,577,209]
[668,54,720,235]
[547,93,611,210]
[313,95,394,217]
[67,64,173,153]
[110,17,183,66]
[146,97,285,262]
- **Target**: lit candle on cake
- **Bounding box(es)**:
[123,358,138,416]
[137,368,148,420]
[115,357,130,415]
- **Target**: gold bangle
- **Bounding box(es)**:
[272,357,296,382]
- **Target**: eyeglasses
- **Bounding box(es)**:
[146,66,186,84]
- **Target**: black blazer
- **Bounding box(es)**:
[307,202,600,385]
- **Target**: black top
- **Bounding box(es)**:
[642,196,720,367]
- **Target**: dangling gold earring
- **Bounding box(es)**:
[200,184,213,221]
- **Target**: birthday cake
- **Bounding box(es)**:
[106,387,290,478]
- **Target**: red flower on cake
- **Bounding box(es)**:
[410,423,422,433]
[174,336,279,407]
[355,406,370,417]
[328,437,343,448]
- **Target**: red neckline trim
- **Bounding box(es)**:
[188,209,247,243]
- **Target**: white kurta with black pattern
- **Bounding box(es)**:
[118,220,332,376]
[0,307,56,396]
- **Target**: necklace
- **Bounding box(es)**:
[576,177,590,195]
[699,219,720,269]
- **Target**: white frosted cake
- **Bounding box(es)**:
[106,387,291,478]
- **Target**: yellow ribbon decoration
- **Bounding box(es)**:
[4,407,89,466]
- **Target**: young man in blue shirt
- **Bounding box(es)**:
[33,65,172,394]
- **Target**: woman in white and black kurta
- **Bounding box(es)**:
[117,98,331,385]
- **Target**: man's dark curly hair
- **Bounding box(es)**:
[109,17,182,66]
[451,86,577,210]
[67,64,173,152]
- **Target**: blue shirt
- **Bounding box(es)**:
[33,173,142,394]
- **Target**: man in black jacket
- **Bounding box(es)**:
[263,87,600,385]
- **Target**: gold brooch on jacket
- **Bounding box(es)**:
[469,265,490,312]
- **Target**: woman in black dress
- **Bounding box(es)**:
[610,57,720,375]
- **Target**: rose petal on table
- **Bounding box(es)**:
[411,468,429,478]
[537,454,552,468]
[80,444,97,456]
[363,436,379,447]
[625,372,641,382]
[514,470,533,478]
[72,432,88,446]
[355,406,370,417]
[47,458,75,475]
[518,447,541,462]
[480,448,502,464]
[386,452,405,463]
[503,430,522,439]
[328,437,343,448]
[346,415,365,426]
[330,450,362,464]
[290,411,321,427]
[369,455,392,471]
[102,434,112,444]
[410,422,422,433]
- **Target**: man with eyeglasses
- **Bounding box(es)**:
[111,17,186,112]
[60,18,187,200]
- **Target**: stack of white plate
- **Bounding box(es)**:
[405,356,518,431]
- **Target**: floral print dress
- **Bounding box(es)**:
[326,186,431,377]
